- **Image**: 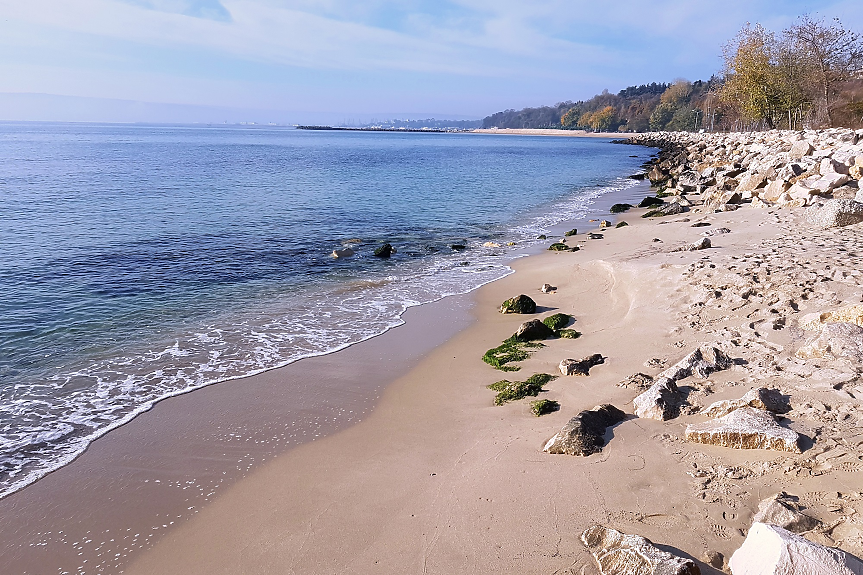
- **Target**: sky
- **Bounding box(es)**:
[1,0,862,123]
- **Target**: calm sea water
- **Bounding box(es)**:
[0,123,646,498]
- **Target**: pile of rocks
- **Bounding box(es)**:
[625,128,863,228]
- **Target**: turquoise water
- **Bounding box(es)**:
[0,123,646,498]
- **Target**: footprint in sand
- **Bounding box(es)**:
[835,461,863,473]
[710,523,732,540]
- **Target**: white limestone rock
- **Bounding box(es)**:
[796,322,863,362]
[752,493,820,534]
[581,525,701,575]
[729,522,863,575]
[809,199,863,229]
[703,388,790,418]
[685,407,801,453]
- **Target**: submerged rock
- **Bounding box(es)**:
[752,493,820,533]
[581,525,701,575]
[374,243,395,258]
[499,294,536,314]
[703,388,791,418]
[515,319,554,341]
[559,354,604,376]
[685,407,801,453]
[544,405,626,456]
[331,247,355,258]
[729,522,863,575]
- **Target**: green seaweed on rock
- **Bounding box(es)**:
[488,373,556,405]
[542,313,571,331]
[547,243,570,251]
[530,399,560,416]
[482,336,544,371]
[558,329,581,339]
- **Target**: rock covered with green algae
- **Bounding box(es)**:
[499,294,536,314]
[488,373,555,405]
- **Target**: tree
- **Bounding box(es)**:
[588,106,616,131]
[786,16,863,125]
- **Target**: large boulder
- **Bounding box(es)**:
[763,179,791,202]
[820,157,850,176]
[634,346,732,421]
[374,243,395,258]
[581,525,701,575]
[810,172,851,193]
[678,170,702,191]
[515,319,555,341]
[809,199,863,229]
[729,522,863,575]
[500,294,536,314]
[736,173,768,192]
[752,493,820,534]
[559,354,605,376]
[703,388,791,418]
[796,322,863,362]
[799,305,863,330]
[543,404,626,456]
[685,407,801,453]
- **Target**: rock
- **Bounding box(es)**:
[789,140,814,159]
[702,227,731,236]
[610,203,633,213]
[543,405,626,456]
[809,199,863,229]
[331,247,355,258]
[796,322,863,362]
[729,522,863,575]
[799,305,863,330]
[736,173,768,192]
[564,229,578,236]
[374,243,394,258]
[548,243,571,251]
[634,346,731,420]
[499,294,537,314]
[685,407,801,453]
[616,221,629,228]
[778,163,805,180]
[678,170,702,191]
[857,188,863,203]
[763,179,791,202]
[685,237,711,251]
[617,373,654,390]
[820,157,850,176]
[540,283,556,293]
[515,319,554,341]
[588,233,604,239]
[645,202,684,218]
[638,196,665,208]
[482,241,501,248]
[703,388,791,418]
[599,220,612,228]
[559,354,605,376]
[580,525,701,575]
[450,244,467,251]
[811,172,851,193]
[753,493,820,533]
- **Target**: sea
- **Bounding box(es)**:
[0,123,648,500]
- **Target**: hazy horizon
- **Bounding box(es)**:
[2,1,862,124]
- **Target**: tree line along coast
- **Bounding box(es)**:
[481,15,863,133]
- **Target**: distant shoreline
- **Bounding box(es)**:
[471,128,622,137]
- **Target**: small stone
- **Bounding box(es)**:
[701,550,724,570]
[540,283,556,293]
[685,407,801,453]
[543,405,626,456]
[702,388,791,418]
[789,140,814,159]
[581,525,701,575]
[559,354,605,376]
[702,227,731,237]
[752,493,820,533]
[374,243,394,258]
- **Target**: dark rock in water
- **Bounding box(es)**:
[559,354,605,376]
[615,221,629,228]
[564,229,578,237]
[610,203,633,213]
[515,319,554,341]
[548,243,570,251]
[638,196,665,208]
[629,173,647,180]
[537,234,547,240]
[543,404,626,455]
[450,244,467,251]
[500,294,536,314]
[374,243,395,258]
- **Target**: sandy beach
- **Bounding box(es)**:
[8,129,863,575]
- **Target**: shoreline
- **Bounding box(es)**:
[0,170,654,574]
[123,129,863,573]
[471,128,623,138]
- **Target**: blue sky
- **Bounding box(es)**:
[1,0,861,122]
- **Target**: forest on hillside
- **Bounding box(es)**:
[482,15,863,132]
